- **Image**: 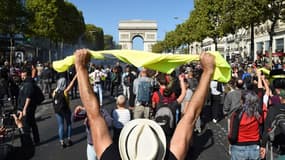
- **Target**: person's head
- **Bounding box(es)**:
[119,119,166,160]
[139,68,148,77]
[56,75,67,91]
[157,74,168,86]
[236,79,244,89]
[116,95,126,107]
[241,90,260,118]
[125,65,130,72]
[21,68,32,81]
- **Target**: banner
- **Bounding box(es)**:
[52,49,231,83]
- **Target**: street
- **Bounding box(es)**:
[16,92,230,160]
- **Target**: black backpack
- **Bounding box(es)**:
[123,73,133,86]
[228,107,245,144]
[34,84,45,105]
[268,108,285,142]
[154,91,176,138]
[52,90,69,113]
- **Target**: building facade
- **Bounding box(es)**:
[196,20,285,63]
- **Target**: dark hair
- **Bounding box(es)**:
[21,67,32,76]
[241,90,260,118]
[157,74,168,86]
[236,79,244,89]
[163,87,173,97]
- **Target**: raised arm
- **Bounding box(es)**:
[64,74,77,94]
[170,53,215,160]
[176,74,187,104]
[74,49,112,159]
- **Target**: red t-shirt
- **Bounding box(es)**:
[152,88,176,106]
[238,113,262,143]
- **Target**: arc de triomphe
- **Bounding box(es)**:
[118,20,157,52]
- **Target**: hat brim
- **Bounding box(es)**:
[119,119,166,160]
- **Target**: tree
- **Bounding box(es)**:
[82,24,104,50]
[230,0,266,61]
[261,0,285,68]
[58,1,85,44]
[0,0,27,64]
[26,0,63,41]
[152,41,165,53]
[188,0,225,51]
[104,35,114,50]
[164,31,180,53]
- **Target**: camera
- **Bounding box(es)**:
[0,112,15,128]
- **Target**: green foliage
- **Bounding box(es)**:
[82,24,104,50]
[0,0,26,35]
[104,35,114,50]
[57,1,85,43]
[152,41,165,53]
[26,0,61,40]
[26,0,85,44]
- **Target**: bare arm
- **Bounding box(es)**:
[170,53,215,160]
[261,76,271,97]
[64,74,77,94]
[176,74,187,104]
[74,49,112,159]
[22,98,31,116]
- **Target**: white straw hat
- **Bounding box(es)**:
[119,119,166,160]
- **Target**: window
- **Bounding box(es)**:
[276,38,284,52]
[264,41,270,52]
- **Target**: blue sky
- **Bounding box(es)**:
[67,0,194,49]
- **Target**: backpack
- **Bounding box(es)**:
[136,80,151,104]
[268,108,285,142]
[154,91,176,138]
[52,90,69,113]
[228,107,245,144]
[94,70,101,82]
[34,84,45,105]
[123,73,132,86]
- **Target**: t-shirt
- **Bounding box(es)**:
[100,143,177,160]
[112,109,131,129]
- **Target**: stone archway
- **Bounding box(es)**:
[118,20,157,52]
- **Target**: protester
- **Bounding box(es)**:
[0,112,35,160]
[74,104,113,160]
[133,68,153,119]
[17,68,40,145]
[111,95,131,144]
[229,90,265,160]
[92,65,106,106]
[74,49,214,160]
[210,80,224,123]
[52,72,77,148]
[260,77,285,160]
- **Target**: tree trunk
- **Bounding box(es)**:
[269,19,277,69]
[250,23,254,61]
[9,36,13,65]
[214,37,218,51]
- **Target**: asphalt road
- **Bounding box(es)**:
[5,91,231,160]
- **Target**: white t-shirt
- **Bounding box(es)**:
[112,109,131,129]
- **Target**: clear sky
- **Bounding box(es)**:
[66,0,194,49]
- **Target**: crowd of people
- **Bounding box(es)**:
[0,50,285,160]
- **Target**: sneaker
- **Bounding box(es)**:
[67,139,73,147]
[60,141,66,148]
[212,119,217,123]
